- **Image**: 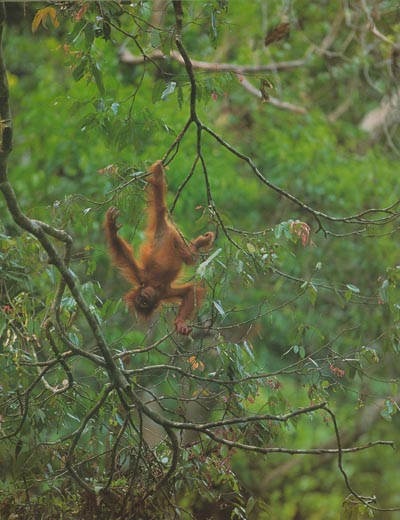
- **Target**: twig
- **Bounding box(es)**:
[0,6,129,392]
[237,74,307,114]
[119,47,305,73]
[119,46,307,113]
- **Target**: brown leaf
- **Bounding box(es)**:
[259,78,275,103]
[32,7,59,33]
[264,21,290,47]
[48,6,60,28]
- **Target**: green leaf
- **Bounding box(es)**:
[360,346,379,364]
[66,412,80,422]
[177,86,183,109]
[84,22,95,48]
[379,279,389,303]
[344,289,352,302]
[197,248,222,277]
[274,223,282,239]
[306,283,317,305]
[246,496,256,515]
[335,289,346,308]
[152,80,165,103]
[247,242,256,254]
[380,399,396,421]
[68,332,81,347]
[346,284,360,293]
[243,340,255,360]
[210,10,218,40]
[72,56,88,82]
[111,102,119,115]
[35,409,46,424]
[213,300,226,318]
[161,81,176,101]
[91,62,105,96]
[150,29,161,48]
[0,313,6,337]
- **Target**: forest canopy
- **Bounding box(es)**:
[0,1,400,519]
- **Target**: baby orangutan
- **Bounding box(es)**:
[105,160,215,335]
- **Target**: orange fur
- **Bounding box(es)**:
[105,160,214,335]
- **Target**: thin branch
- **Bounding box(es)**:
[326,406,399,512]
[201,122,400,229]
[65,385,114,494]
[119,47,305,73]
[206,429,393,456]
[359,0,393,45]
[119,46,307,113]
[237,74,307,114]
[128,391,394,458]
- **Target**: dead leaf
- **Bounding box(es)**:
[264,21,290,47]
[32,7,59,33]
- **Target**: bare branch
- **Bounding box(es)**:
[119,46,307,113]
[238,75,307,114]
[119,47,305,73]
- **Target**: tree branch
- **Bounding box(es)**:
[0,2,130,393]
[119,47,307,113]
[119,47,305,73]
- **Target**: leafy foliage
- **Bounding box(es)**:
[1,1,400,519]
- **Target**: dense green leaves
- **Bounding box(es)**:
[1,1,400,518]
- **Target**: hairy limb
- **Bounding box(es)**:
[191,231,215,251]
[166,283,206,335]
[180,232,215,265]
[105,207,143,285]
[147,160,168,234]
[173,231,215,266]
